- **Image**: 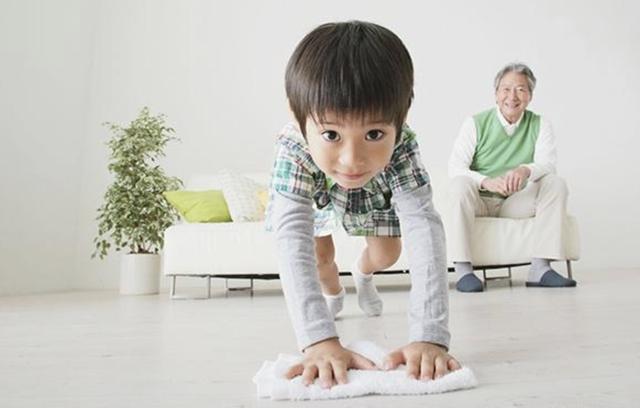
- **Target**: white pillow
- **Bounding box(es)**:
[219,170,267,222]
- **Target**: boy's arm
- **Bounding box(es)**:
[270,189,338,351]
[392,183,451,349]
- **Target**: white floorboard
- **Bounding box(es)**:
[1,267,638,407]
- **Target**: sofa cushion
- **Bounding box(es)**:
[220,170,268,222]
[162,190,231,223]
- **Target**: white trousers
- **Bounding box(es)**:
[448,174,569,263]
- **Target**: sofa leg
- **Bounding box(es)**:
[170,276,176,299]
[167,275,211,300]
[566,260,573,279]
[481,266,514,289]
[225,278,254,295]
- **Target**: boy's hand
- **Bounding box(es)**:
[384,341,461,380]
[285,338,376,388]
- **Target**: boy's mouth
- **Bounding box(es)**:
[336,171,368,181]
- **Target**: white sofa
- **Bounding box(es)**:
[162,172,580,298]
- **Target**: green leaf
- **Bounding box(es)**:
[93,107,182,260]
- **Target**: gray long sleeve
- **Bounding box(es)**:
[392,183,451,349]
[270,190,337,351]
[271,182,450,351]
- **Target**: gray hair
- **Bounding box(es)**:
[494,62,537,93]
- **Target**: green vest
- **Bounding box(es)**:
[470,108,540,178]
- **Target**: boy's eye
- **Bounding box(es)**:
[365,130,385,141]
[321,131,340,142]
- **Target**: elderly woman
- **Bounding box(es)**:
[448,62,577,292]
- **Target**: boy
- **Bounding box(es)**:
[266,21,460,388]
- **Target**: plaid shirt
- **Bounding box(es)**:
[266,122,430,236]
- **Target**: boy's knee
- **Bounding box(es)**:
[367,240,402,269]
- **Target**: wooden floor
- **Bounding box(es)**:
[1,267,638,407]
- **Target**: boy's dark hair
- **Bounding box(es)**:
[285,21,414,139]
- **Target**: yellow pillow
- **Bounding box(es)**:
[257,189,269,210]
[162,190,232,223]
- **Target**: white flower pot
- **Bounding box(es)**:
[120,253,160,295]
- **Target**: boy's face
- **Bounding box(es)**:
[304,112,397,189]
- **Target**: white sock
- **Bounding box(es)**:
[352,257,383,317]
[454,262,474,280]
[528,258,551,282]
[322,287,345,318]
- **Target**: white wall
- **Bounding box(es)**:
[0,0,97,295]
[2,0,639,294]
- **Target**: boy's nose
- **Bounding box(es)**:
[338,144,365,168]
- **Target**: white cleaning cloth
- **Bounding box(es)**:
[253,340,477,400]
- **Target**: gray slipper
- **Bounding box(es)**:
[456,273,484,292]
[526,270,577,287]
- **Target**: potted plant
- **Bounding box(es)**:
[92,107,182,295]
